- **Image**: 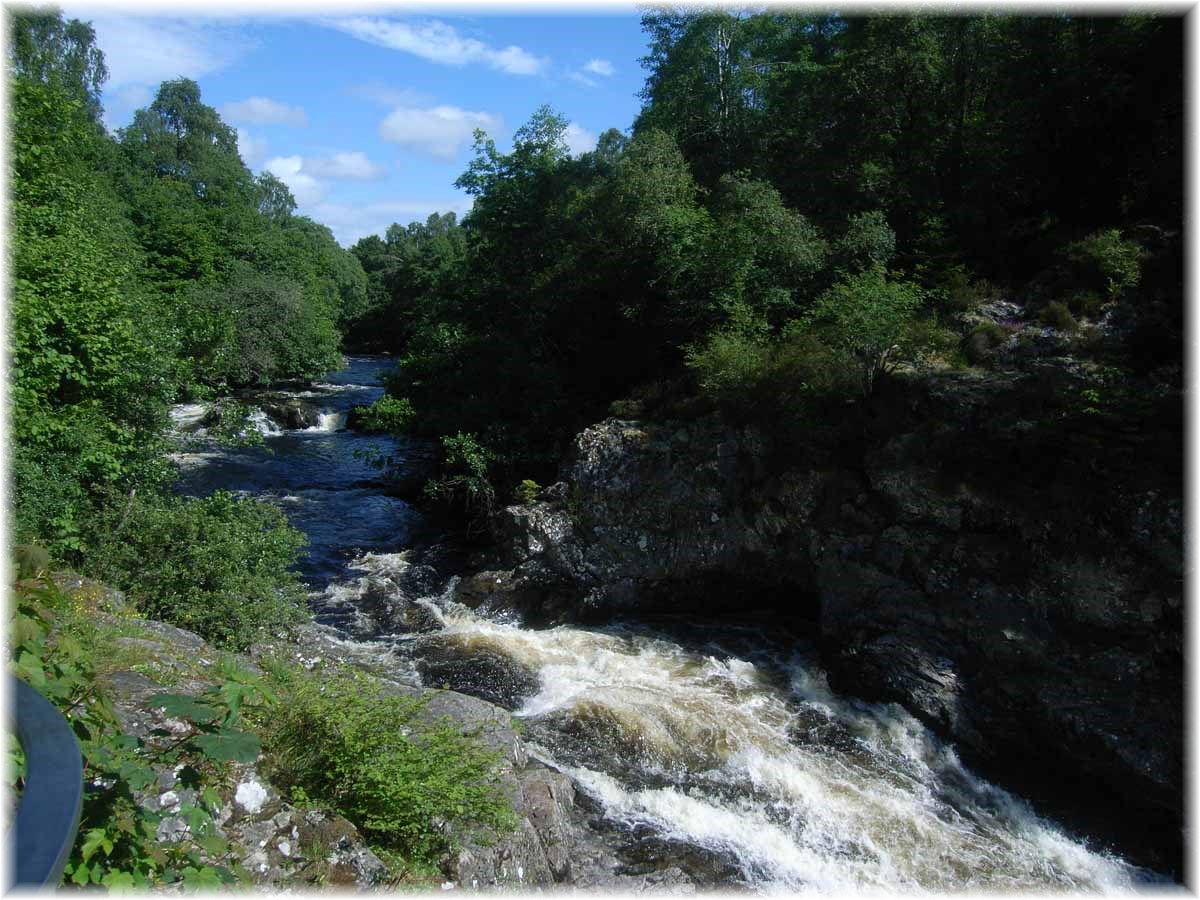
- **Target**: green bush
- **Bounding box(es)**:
[963,321,1010,365]
[1064,228,1143,299]
[802,266,925,397]
[933,264,1004,314]
[352,395,415,433]
[836,210,896,273]
[1065,288,1106,318]
[85,490,309,649]
[686,319,859,421]
[684,322,773,403]
[256,665,513,866]
[903,315,966,368]
[514,479,541,504]
[424,433,498,531]
[1039,300,1078,331]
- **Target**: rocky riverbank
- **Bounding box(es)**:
[453,347,1183,875]
[80,575,706,892]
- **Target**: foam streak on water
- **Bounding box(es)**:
[356,579,1161,894]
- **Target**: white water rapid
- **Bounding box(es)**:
[332,552,1162,893]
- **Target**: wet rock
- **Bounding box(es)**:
[517,766,576,880]
[260,398,319,430]
[356,579,443,634]
[414,638,540,710]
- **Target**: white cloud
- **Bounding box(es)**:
[221,96,308,127]
[88,15,252,130]
[113,83,153,110]
[237,128,269,167]
[303,152,387,181]
[263,155,327,207]
[568,71,598,89]
[259,151,388,209]
[564,123,598,157]
[325,17,546,76]
[583,58,615,77]
[379,105,501,160]
[90,16,248,92]
[311,198,475,247]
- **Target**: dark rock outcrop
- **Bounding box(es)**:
[484,359,1183,875]
[259,398,320,430]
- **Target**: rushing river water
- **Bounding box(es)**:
[171,356,1163,893]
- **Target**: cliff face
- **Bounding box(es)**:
[471,360,1183,874]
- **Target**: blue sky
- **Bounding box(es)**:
[62,7,650,245]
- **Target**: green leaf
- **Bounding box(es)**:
[180,865,224,890]
[100,871,136,892]
[195,832,228,856]
[80,827,112,862]
[192,729,260,763]
[117,760,157,791]
[70,862,90,886]
[14,652,46,688]
[149,692,222,724]
[201,785,222,812]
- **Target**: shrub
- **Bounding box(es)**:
[684,323,772,404]
[802,266,925,397]
[255,665,513,866]
[1039,300,1078,331]
[352,395,415,433]
[903,315,965,367]
[1065,288,1106,318]
[424,432,497,530]
[963,321,1010,365]
[1064,228,1143,299]
[836,210,896,273]
[933,264,1004,314]
[514,479,541,504]
[686,319,860,424]
[203,399,267,447]
[85,490,309,649]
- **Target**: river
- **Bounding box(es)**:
[169,355,1162,892]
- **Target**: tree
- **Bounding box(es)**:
[119,79,254,206]
[835,210,896,273]
[705,174,828,327]
[9,10,108,120]
[256,171,297,221]
[10,71,173,548]
[802,266,924,397]
[636,9,772,187]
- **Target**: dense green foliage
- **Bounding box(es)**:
[344,12,1180,522]
[85,491,309,649]
[255,664,514,867]
[351,395,416,433]
[803,267,926,398]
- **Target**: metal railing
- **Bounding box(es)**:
[11,675,83,889]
